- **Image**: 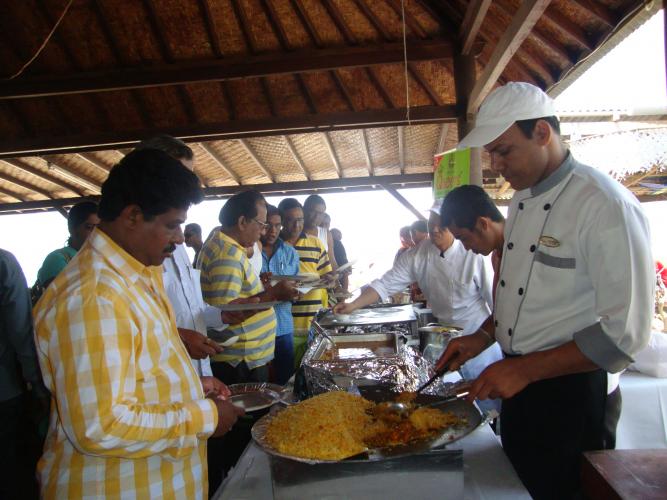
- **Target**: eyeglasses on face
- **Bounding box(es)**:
[267,223,283,230]
[253,218,269,229]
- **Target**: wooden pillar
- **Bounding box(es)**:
[453,50,483,187]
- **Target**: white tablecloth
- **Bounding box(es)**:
[616,371,667,449]
[213,424,529,500]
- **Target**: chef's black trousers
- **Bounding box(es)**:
[500,369,607,500]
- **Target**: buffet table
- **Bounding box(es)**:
[213,423,530,500]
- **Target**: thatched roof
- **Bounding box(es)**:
[0,0,660,214]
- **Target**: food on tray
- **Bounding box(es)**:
[264,391,465,460]
[265,392,374,460]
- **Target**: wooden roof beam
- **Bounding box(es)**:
[467,0,552,115]
[0,40,456,100]
[360,130,374,176]
[282,136,310,180]
[75,153,110,174]
[0,172,52,199]
[570,0,617,27]
[237,139,275,182]
[460,0,492,55]
[0,105,457,158]
[199,143,241,185]
[1,159,85,196]
[322,133,342,178]
[0,186,26,202]
[381,183,426,221]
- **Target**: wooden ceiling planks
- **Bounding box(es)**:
[0,0,656,213]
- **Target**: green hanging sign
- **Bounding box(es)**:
[433,148,471,199]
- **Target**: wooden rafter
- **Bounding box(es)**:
[0,174,434,214]
[75,153,110,173]
[197,0,236,120]
[460,0,492,55]
[199,143,241,185]
[90,0,152,127]
[321,0,394,108]
[360,129,374,176]
[467,0,552,115]
[397,126,405,174]
[623,166,658,188]
[542,8,593,51]
[0,172,52,199]
[261,0,317,114]
[43,157,101,194]
[0,105,457,158]
[475,3,554,87]
[354,0,444,106]
[1,159,85,196]
[322,133,342,178]
[0,40,458,101]
[0,186,26,202]
[237,139,274,182]
[570,0,617,27]
[494,0,573,66]
[35,1,113,130]
[141,0,197,123]
[385,0,428,39]
[282,136,310,180]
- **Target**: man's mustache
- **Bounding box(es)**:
[163,243,177,253]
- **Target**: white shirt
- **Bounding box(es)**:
[495,153,654,381]
[370,238,503,382]
[371,238,493,334]
[163,244,226,377]
[248,241,263,278]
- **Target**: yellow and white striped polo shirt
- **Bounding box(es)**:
[199,231,277,369]
[292,233,332,335]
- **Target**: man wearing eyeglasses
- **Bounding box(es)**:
[334,203,503,411]
[199,190,297,385]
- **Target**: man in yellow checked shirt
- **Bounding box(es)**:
[199,190,298,384]
[33,149,244,499]
[278,198,333,366]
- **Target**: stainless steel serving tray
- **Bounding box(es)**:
[318,304,416,327]
[310,333,400,363]
[251,392,483,464]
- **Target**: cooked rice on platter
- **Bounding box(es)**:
[264,391,465,460]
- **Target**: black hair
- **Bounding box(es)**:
[277,198,303,218]
[67,201,98,234]
[410,220,427,234]
[399,226,411,237]
[440,185,504,231]
[515,116,561,138]
[304,194,326,212]
[98,149,203,221]
[184,223,202,235]
[266,204,280,219]
[219,190,266,228]
[135,135,194,161]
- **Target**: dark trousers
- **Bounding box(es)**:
[500,370,607,500]
[210,360,269,385]
[273,335,295,385]
[603,385,622,449]
[0,393,39,500]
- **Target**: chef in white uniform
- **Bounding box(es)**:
[436,82,654,499]
[334,204,504,411]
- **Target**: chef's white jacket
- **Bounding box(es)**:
[495,153,654,378]
[163,244,226,376]
[370,238,503,381]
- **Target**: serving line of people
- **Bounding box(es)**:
[11,82,655,500]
